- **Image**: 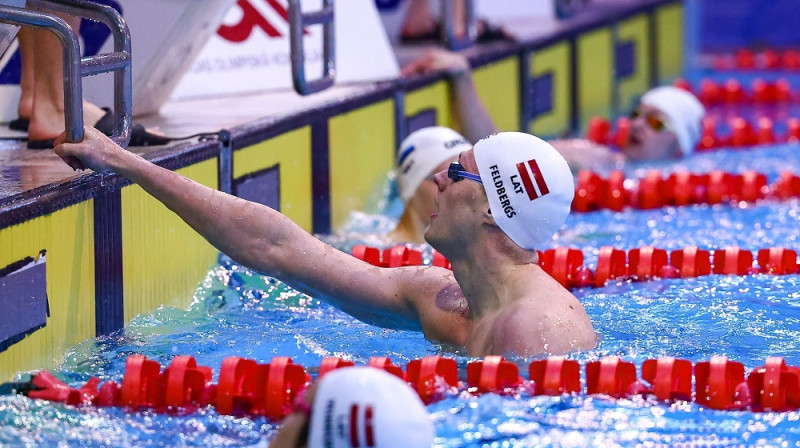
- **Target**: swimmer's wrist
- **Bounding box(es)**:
[449,67,472,84]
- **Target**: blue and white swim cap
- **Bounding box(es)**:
[396,126,472,202]
[473,132,574,250]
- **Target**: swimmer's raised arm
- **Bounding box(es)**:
[402,48,497,142]
[54,127,468,343]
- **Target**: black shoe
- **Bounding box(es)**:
[27,109,171,149]
[9,117,29,132]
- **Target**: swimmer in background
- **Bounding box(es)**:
[388,126,473,243]
[550,86,707,172]
[54,127,596,358]
[270,367,433,448]
[388,48,497,243]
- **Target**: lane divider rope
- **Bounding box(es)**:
[710,48,800,71]
[352,245,799,290]
[5,354,798,418]
[586,114,800,151]
[572,168,800,212]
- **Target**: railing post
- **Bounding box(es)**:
[288,0,335,96]
[441,0,476,51]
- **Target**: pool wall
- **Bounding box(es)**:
[0,0,683,381]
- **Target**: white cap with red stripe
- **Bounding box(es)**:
[473,132,574,250]
[307,367,433,448]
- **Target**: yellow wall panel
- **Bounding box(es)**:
[122,159,219,321]
[529,41,572,138]
[234,127,313,232]
[656,3,684,83]
[474,57,520,132]
[329,100,395,230]
[404,81,452,130]
[578,27,614,131]
[617,13,651,113]
[0,203,95,381]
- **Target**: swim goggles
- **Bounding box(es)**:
[448,162,483,184]
[630,108,670,132]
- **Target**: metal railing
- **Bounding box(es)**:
[287,0,335,96]
[441,0,476,51]
[0,0,131,146]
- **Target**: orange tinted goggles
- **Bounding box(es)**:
[630,108,669,132]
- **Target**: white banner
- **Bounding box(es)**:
[171,0,399,100]
[82,0,235,116]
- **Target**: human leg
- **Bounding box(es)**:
[26,10,104,142]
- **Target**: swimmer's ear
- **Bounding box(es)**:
[483,207,497,226]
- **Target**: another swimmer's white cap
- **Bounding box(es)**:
[308,367,434,448]
[473,132,574,250]
[640,86,706,155]
[397,126,472,202]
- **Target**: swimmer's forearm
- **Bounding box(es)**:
[101,144,426,326]
[451,72,497,143]
[110,150,301,275]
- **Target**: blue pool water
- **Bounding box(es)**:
[2,143,800,447]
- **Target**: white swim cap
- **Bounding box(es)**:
[397,126,472,202]
[473,132,574,250]
[640,86,706,155]
[308,367,434,448]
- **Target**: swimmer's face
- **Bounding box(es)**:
[623,104,682,161]
[424,149,487,250]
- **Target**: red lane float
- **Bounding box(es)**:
[594,247,627,287]
[641,357,693,401]
[670,247,712,278]
[406,356,459,403]
[18,354,800,417]
[529,356,581,396]
[569,169,800,213]
[747,357,800,411]
[466,356,523,393]
[586,357,641,398]
[695,356,750,411]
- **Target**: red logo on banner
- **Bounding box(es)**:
[217,0,308,42]
[515,159,550,201]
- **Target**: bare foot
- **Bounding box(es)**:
[28,100,110,141]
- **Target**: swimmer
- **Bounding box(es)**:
[388,126,473,243]
[389,48,497,243]
[54,127,596,357]
[551,85,707,172]
[270,367,433,448]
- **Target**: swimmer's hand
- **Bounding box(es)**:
[54,125,125,173]
[402,48,470,79]
[550,138,626,173]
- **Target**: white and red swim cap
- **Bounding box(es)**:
[473,132,574,250]
[307,367,434,448]
[640,86,706,155]
[396,126,472,202]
